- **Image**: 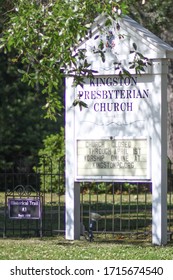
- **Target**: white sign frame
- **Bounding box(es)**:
[75,137,151,182]
[65,13,173,245]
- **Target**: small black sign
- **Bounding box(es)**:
[8,198,41,219]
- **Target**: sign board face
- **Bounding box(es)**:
[76,138,151,180]
[74,75,153,138]
[8,198,41,219]
[73,74,154,182]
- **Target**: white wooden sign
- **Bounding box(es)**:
[65,14,173,245]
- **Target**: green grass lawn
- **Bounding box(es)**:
[0,236,173,260]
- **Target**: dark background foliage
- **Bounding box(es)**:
[1,0,173,174]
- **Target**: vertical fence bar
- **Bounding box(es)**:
[57,186,61,233]
[104,184,107,236]
[112,183,115,235]
[57,159,61,232]
[3,169,7,238]
[119,183,122,232]
[128,185,131,232]
[89,185,92,231]
[80,183,84,234]
[50,158,53,235]
[144,184,147,232]
[136,182,139,235]
[96,185,99,232]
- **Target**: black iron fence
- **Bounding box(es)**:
[0,156,173,241]
[80,182,152,240]
[0,157,65,237]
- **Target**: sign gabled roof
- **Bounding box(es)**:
[121,15,173,58]
[79,14,173,75]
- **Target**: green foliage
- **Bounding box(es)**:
[37,127,65,193]
[122,182,137,193]
[0,2,64,170]
[38,127,65,158]
[81,182,110,194]
[1,0,173,121]
[1,0,173,169]
[129,43,151,74]
[0,0,128,119]
[0,50,63,169]
[127,0,173,40]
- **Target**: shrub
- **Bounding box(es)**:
[36,127,65,193]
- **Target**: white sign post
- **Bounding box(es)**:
[65,15,173,244]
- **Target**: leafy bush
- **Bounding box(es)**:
[36,127,65,193]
